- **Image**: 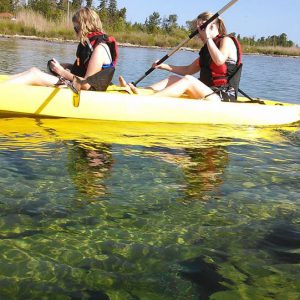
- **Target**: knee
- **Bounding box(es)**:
[28,67,41,75]
[166,75,182,85]
[168,75,180,81]
[184,75,196,82]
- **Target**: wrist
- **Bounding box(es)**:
[206,37,212,44]
[62,69,70,80]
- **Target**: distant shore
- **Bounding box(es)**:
[0,33,195,52]
[1,33,300,58]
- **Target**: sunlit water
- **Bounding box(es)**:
[0,37,300,299]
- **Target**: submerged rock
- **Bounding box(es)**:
[179,255,232,300]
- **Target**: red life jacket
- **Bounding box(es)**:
[199,34,242,88]
[71,32,118,77]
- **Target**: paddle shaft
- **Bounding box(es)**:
[133,0,239,86]
[58,76,79,94]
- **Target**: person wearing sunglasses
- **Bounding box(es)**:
[5,7,118,91]
[120,12,242,102]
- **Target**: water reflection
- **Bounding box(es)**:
[67,142,113,197]
[0,117,299,299]
[183,146,229,199]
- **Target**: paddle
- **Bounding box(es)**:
[47,59,80,95]
[57,70,115,107]
[133,0,239,86]
[56,76,80,107]
[57,76,79,94]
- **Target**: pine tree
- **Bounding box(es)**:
[86,0,92,8]
[72,0,82,10]
[98,0,107,11]
[108,0,117,18]
[98,0,108,23]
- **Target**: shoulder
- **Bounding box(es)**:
[220,36,235,46]
[219,36,237,52]
[93,43,110,54]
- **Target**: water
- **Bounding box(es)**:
[0,37,300,299]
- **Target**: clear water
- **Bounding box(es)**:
[0,37,300,299]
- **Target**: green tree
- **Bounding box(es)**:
[72,0,82,10]
[98,0,108,22]
[108,0,117,18]
[98,0,107,10]
[28,0,53,18]
[86,0,92,8]
[0,0,20,12]
[162,14,178,32]
[279,33,287,46]
[0,0,12,12]
[185,19,197,32]
[145,11,161,33]
[118,7,126,19]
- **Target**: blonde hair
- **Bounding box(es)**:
[197,11,227,35]
[72,7,103,43]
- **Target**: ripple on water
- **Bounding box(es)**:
[0,40,300,298]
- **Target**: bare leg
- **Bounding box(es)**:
[149,75,182,91]
[4,67,59,86]
[118,74,183,94]
[155,75,221,101]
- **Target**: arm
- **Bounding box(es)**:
[76,44,108,90]
[51,44,108,90]
[49,59,74,81]
[60,63,73,70]
[206,36,237,66]
[154,58,200,76]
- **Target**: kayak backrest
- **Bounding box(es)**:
[228,63,243,100]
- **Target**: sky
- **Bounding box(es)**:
[111,0,300,46]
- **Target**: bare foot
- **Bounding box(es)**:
[119,76,127,87]
[119,76,138,94]
[128,82,138,94]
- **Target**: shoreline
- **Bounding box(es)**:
[1,33,300,58]
[0,33,195,51]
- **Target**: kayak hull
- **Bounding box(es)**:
[0,77,299,126]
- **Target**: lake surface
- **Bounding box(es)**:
[0,37,299,299]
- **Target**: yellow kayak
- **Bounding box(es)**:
[0,75,299,126]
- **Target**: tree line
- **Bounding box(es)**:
[0,0,296,47]
[237,33,294,47]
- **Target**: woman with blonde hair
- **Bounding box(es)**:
[5,7,118,91]
[120,12,242,102]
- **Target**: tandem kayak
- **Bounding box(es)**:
[0,75,299,126]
